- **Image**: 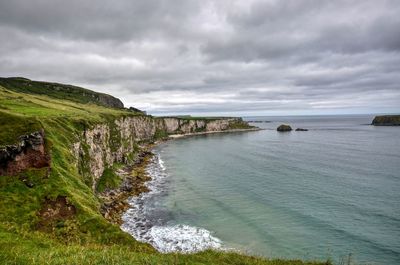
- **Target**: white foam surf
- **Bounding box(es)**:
[121,152,222,253]
[158,155,166,171]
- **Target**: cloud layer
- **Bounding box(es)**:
[1,0,399,115]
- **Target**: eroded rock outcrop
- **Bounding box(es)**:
[0,130,50,176]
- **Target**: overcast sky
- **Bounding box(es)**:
[0,0,399,116]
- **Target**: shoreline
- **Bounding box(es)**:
[101,127,261,225]
[99,146,155,224]
[169,127,263,139]
[120,152,223,253]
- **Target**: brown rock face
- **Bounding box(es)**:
[0,130,50,176]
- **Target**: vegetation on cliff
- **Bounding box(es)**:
[0,77,125,109]
[0,79,327,264]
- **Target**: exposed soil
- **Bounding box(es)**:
[37,196,77,232]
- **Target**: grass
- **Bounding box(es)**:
[0,226,328,265]
[0,81,328,265]
[0,77,124,108]
[96,167,122,193]
[226,119,257,129]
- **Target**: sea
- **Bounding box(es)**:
[121,114,400,265]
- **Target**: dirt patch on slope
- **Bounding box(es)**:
[37,196,77,232]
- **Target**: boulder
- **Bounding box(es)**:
[295,128,308,131]
[277,124,292,132]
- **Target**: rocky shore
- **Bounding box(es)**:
[99,144,155,224]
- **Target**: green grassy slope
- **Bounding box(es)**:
[0,77,124,109]
[0,81,329,265]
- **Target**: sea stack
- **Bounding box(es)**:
[277,124,292,132]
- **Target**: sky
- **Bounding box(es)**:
[0,0,399,116]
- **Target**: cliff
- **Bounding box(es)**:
[372,115,400,126]
[73,115,250,191]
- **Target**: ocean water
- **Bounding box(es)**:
[122,115,400,264]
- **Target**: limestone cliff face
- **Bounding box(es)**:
[72,116,250,190]
[205,119,232,131]
[161,118,180,133]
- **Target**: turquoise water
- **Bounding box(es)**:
[124,115,400,264]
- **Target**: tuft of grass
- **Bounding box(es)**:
[153,128,169,140]
[96,167,122,193]
[0,111,42,146]
[227,119,256,130]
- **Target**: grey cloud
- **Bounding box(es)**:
[203,0,400,62]
[0,0,201,41]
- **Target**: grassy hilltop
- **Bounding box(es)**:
[0,77,328,265]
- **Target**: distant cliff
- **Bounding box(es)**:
[372,115,400,126]
[0,77,124,108]
[72,116,251,190]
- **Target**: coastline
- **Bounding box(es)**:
[101,127,261,225]
[169,127,263,139]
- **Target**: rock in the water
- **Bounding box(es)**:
[295,128,308,131]
[277,124,292,132]
[372,115,400,126]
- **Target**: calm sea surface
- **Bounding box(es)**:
[124,115,400,264]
